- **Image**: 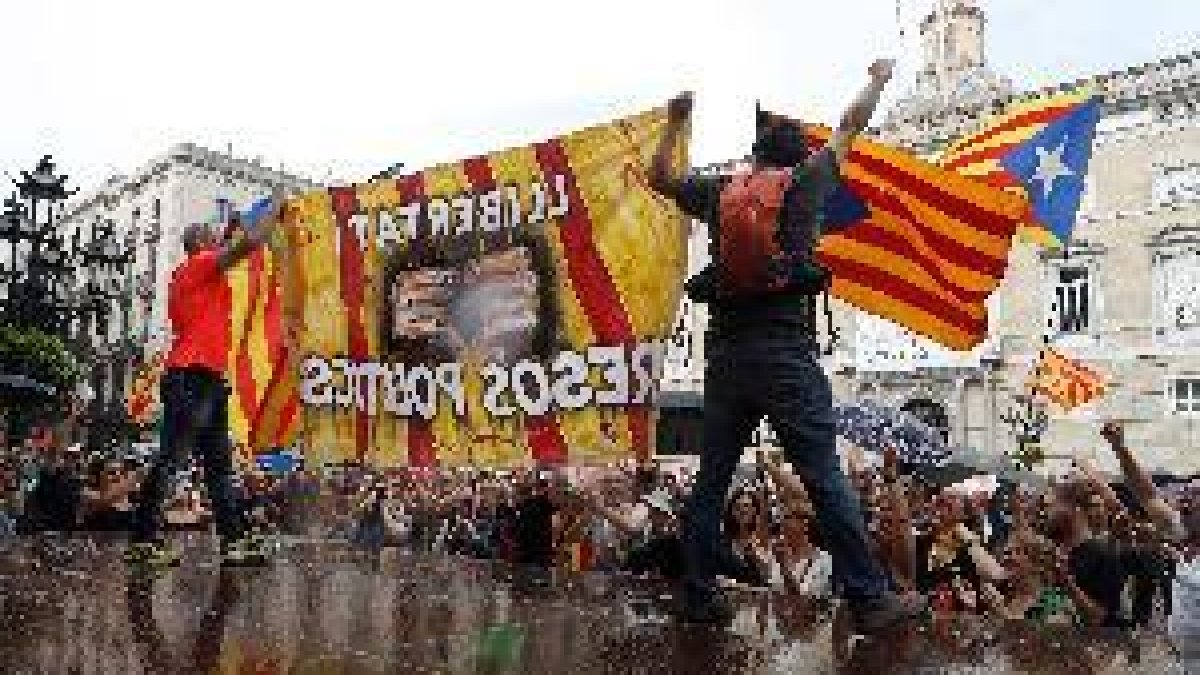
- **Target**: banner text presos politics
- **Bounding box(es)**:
[300,342,666,419]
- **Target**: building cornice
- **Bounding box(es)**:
[873,49,1200,154]
[62,143,326,222]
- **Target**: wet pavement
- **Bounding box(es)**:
[0,536,1192,674]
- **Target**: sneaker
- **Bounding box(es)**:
[673,585,734,627]
[125,540,181,568]
[848,592,927,635]
[220,536,270,567]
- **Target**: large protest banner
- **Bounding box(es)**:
[274,106,690,468]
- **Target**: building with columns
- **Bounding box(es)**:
[658,0,1200,476]
[59,145,324,418]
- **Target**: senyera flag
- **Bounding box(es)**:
[1027,347,1108,411]
[273,105,690,469]
[223,198,300,452]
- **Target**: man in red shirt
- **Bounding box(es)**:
[127,193,285,567]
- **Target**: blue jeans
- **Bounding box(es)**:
[683,330,890,601]
[131,368,245,542]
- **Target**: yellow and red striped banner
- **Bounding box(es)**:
[805,125,1028,351]
[278,106,689,468]
[1027,347,1108,411]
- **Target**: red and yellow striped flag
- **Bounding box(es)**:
[227,240,300,451]
[938,90,1093,247]
[805,125,1029,351]
[1027,347,1107,411]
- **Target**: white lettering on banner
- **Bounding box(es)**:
[407,365,436,420]
[480,189,503,232]
[511,361,552,417]
[548,174,570,218]
[550,350,591,410]
[452,195,474,235]
[482,364,516,418]
[301,358,333,406]
[588,346,629,406]
[324,177,572,253]
[529,181,547,224]
[428,198,451,237]
[332,359,355,409]
[299,341,666,420]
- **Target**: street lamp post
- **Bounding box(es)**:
[0,155,136,451]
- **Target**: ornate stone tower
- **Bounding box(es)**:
[884,0,1012,136]
[918,0,987,94]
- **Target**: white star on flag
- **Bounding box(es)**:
[1032,141,1074,199]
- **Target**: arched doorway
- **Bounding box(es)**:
[900,398,950,444]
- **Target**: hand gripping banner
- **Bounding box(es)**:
[275,106,690,468]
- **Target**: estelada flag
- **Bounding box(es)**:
[938,90,1101,248]
[1027,347,1107,411]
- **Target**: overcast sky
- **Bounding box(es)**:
[1,0,1196,194]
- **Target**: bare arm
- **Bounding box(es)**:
[1100,422,1183,537]
[828,59,895,165]
[955,524,1009,583]
[647,93,693,202]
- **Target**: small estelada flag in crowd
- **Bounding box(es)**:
[1027,347,1108,411]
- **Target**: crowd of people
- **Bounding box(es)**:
[2,415,1197,668]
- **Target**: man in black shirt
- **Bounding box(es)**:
[647,59,923,631]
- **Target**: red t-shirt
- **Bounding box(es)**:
[165,249,231,374]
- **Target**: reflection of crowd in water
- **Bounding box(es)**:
[1,419,1198,671]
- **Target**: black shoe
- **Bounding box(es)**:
[125,540,182,569]
[220,536,270,567]
[848,592,926,635]
[674,586,734,627]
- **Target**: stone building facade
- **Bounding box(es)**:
[659,0,1200,476]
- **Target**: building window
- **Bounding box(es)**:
[1053,266,1091,334]
[1169,378,1200,414]
[1153,247,1200,341]
[1152,163,1200,204]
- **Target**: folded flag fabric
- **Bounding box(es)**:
[222,197,299,452]
[798,122,1028,351]
[1027,347,1107,411]
[938,91,1102,248]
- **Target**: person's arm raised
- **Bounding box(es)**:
[647,92,693,203]
[217,190,288,271]
[827,59,894,166]
[1101,421,1184,538]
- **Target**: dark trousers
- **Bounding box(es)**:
[683,330,890,601]
[131,368,244,543]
